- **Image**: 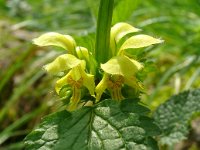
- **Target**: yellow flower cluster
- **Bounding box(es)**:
[33,23,163,111]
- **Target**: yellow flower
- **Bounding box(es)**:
[96,23,163,101]
[33,23,163,105]
[96,56,143,102]
[96,73,124,102]
[33,32,95,111]
[53,59,95,111]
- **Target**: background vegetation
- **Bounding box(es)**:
[0,0,199,149]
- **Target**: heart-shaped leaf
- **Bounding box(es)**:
[154,89,200,146]
[25,99,160,150]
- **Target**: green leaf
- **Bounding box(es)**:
[24,99,160,150]
[120,98,150,114]
[112,0,141,24]
[153,89,200,146]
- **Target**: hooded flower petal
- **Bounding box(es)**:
[33,32,76,54]
[110,22,141,56]
[76,46,90,61]
[43,54,83,74]
[119,34,163,54]
[101,56,143,76]
[111,22,141,43]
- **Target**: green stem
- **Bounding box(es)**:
[95,0,114,63]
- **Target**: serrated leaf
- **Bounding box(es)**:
[153,89,200,146]
[25,99,160,150]
[119,34,163,50]
[120,98,150,114]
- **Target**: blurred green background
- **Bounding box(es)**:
[0,0,200,149]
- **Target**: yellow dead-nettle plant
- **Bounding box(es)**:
[33,23,163,110]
